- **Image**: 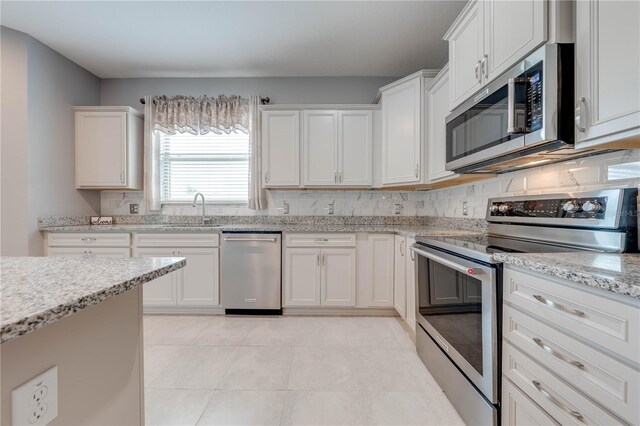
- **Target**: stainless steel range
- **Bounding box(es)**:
[410,188,638,426]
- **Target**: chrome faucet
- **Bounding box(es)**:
[192,192,207,225]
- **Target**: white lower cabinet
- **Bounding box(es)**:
[502,266,640,425]
[393,235,407,319]
[133,235,220,310]
[284,246,356,307]
[356,234,394,308]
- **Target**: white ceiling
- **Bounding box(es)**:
[1,1,465,78]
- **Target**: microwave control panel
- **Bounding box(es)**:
[489,196,608,220]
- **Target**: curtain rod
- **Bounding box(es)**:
[139,97,270,105]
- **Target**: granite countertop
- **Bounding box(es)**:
[494,252,640,300]
[37,223,485,239]
[0,256,186,343]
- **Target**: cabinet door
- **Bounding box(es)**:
[262,111,300,187]
[338,110,372,186]
[484,0,546,83]
[284,248,321,306]
[320,249,356,307]
[134,247,177,306]
[381,78,421,185]
[405,237,416,331]
[303,110,338,186]
[48,247,130,257]
[447,0,484,109]
[75,111,127,188]
[175,247,219,306]
[575,0,640,147]
[368,234,395,307]
[393,235,407,318]
[427,67,456,182]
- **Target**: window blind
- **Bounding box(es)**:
[160,132,249,204]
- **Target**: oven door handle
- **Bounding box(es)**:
[410,245,480,276]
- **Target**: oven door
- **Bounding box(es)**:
[411,243,499,403]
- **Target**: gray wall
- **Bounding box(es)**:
[0,26,101,256]
[100,77,397,108]
[1,27,29,256]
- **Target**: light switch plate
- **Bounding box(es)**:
[12,366,58,426]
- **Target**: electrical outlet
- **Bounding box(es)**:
[129,203,139,214]
[462,201,469,216]
[393,203,402,215]
[12,366,58,426]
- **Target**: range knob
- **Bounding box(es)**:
[489,204,500,213]
[498,203,513,214]
[582,200,602,213]
[562,201,581,213]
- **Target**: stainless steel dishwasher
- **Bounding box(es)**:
[220,232,282,314]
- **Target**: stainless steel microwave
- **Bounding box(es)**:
[445,44,602,174]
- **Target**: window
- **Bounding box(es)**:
[160,131,249,204]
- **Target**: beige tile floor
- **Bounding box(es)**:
[144,315,464,426]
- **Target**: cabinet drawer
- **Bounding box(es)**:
[47,232,130,247]
[285,233,356,248]
[133,233,219,247]
[504,305,639,425]
[504,342,625,426]
[502,377,560,426]
[48,247,130,257]
[503,267,640,363]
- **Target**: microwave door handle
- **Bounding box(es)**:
[507,77,527,134]
[410,245,479,276]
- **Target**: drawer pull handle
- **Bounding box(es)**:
[532,380,585,423]
[533,338,585,369]
[81,237,97,242]
[533,295,585,317]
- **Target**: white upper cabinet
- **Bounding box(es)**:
[445,0,548,110]
[303,110,338,186]
[445,0,485,110]
[427,66,457,183]
[263,106,375,188]
[381,76,423,186]
[74,106,143,190]
[338,111,373,186]
[484,0,546,81]
[262,110,300,187]
[575,0,640,148]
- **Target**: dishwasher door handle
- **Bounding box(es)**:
[223,237,277,242]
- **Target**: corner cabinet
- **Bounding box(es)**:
[445,0,548,110]
[74,106,143,190]
[575,0,640,148]
[393,235,407,318]
[261,110,301,187]
[380,70,438,186]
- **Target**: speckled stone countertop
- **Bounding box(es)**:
[494,252,640,300]
[38,223,485,240]
[0,256,186,343]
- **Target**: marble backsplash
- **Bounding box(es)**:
[100,149,639,219]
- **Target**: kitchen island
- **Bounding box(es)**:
[0,256,185,425]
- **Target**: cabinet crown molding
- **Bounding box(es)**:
[378,69,441,93]
[72,106,143,118]
[443,0,479,41]
[260,104,381,111]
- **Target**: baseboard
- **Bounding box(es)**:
[282,307,398,316]
[143,306,226,315]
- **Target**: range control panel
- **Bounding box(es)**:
[489,196,608,220]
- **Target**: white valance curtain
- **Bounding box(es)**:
[143,94,267,211]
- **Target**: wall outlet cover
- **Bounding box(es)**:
[12,366,58,426]
[129,203,139,214]
[462,201,469,216]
